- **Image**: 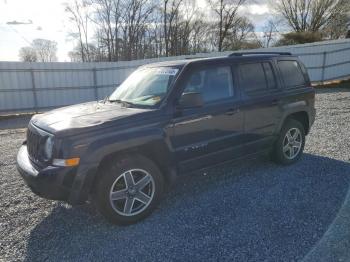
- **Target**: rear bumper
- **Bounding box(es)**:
[16,145,78,203]
[310,108,316,127]
[307,107,316,135]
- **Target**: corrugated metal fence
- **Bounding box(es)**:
[1,39,350,114]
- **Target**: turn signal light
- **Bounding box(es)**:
[53,158,80,167]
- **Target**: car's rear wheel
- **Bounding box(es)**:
[94,154,164,225]
[272,119,305,165]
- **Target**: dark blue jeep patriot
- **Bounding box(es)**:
[17,52,316,224]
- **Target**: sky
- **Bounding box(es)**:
[0,0,272,62]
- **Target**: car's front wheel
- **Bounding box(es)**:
[272,119,305,165]
[94,154,164,225]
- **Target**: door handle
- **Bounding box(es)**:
[225,108,240,115]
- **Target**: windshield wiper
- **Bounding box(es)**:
[108,99,135,108]
[102,95,110,104]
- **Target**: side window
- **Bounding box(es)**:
[182,66,234,103]
[278,60,306,88]
[239,63,267,93]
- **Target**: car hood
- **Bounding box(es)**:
[31,101,153,135]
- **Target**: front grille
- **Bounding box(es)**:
[26,126,44,162]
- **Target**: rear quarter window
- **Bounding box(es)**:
[278,60,306,88]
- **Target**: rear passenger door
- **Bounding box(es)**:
[238,61,283,153]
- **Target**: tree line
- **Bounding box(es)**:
[65,0,263,62]
[19,0,350,62]
[19,39,58,62]
[274,0,350,45]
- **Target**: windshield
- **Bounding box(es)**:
[109,67,179,107]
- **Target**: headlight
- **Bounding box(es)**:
[43,136,54,159]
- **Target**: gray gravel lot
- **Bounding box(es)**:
[1,88,350,261]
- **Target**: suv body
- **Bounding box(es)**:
[17,53,316,224]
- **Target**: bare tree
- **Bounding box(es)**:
[120,0,156,60]
[175,0,201,55]
[190,18,211,53]
[162,0,183,56]
[69,43,101,62]
[261,19,279,47]
[273,0,350,34]
[65,0,91,61]
[89,0,122,61]
[19,47,37,62]
[147,10,164,57]
[322,12,349,39]
[31,39,58,62]
[207,0,247,51]
[19,39,57,62]
[225,17,258,50]
[66,0,257,61]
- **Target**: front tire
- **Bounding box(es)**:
[94,154,164,225]
[272,119,305,165]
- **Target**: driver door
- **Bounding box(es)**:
[169,65,245,172]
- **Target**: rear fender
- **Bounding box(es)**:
[275,102,312,134]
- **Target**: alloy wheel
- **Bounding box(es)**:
[282,127,302,160]
[109,169,155,216]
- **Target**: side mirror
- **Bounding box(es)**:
[179,92,203,109]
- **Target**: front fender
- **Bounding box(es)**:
[68,124,173,204]
[83,129,165,166]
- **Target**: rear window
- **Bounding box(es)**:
[239,62,277,94]
[278,60,306,88]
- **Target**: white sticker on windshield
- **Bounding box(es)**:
[155,68,179,75]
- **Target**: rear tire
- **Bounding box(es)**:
[271,119,305,165]
[94,154,164,225]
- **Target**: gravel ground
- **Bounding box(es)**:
[1,88,350,262]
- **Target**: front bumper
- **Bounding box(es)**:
[16,145,75,202]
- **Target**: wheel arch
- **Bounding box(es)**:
[278,110,310,135]
[91,139,176,193]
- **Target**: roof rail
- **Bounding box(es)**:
[229,51,292,57]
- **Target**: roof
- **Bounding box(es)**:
[143,52,296,68]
